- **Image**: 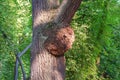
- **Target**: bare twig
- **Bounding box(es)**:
[16,54,26,80]
[14,43,31,80]
[14,60,19,80]
[1,26,31,80]
[18,43,32,57]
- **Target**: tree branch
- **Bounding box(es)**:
[18,43,32,57]
[14,60,19,80]
[14,43,31,80]
[55,0,82,24]
[16,54,26,80]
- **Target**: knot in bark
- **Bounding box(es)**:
[44,26,75,56]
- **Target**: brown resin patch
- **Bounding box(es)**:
[44,26,75,56]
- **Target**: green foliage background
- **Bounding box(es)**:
[0,0,120,80]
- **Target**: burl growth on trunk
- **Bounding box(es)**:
[44,25,75,56]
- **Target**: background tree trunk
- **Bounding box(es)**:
[31,0,82,80]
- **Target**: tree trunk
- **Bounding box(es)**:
[31,0,82,80]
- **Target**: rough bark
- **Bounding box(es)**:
[31,0,82,80]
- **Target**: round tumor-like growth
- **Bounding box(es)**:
[44,26,75,56]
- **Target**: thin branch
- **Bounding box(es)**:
[2,27,31,80]
[14,60,19,80]
[18,43,32,57]
[14,43,31,80]
[16,54,26,80]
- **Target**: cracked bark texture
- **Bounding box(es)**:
[31,0,82,80]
